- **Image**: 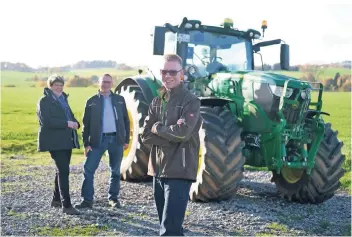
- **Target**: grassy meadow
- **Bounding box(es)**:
[275,67,351,80]
[1,68,351,193]
[1,67,351,87]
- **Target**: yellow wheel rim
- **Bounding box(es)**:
[281,166,304,184]
[196,128,206,177]
[123,110,134,158]
[197,145,203,174]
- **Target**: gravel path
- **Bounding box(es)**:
[1,159,351,236]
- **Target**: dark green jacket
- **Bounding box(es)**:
[141,84,202,182]
[36,88,80,152]
[82,91,130,148]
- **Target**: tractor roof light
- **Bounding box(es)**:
[261,20,267,37]
[185,23,193,29]
[182,19,202,30]
[222,18,233,29]
[246,29,261,39]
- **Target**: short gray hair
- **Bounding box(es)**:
[47,74,65,87]
[164,54,183,66]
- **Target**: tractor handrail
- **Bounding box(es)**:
[279,79,294,111]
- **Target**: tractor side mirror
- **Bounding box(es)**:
[153,26,167,55]
[280,44,290,70]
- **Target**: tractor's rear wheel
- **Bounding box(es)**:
[272,123,345,203]
[117,85,151,181]
[190,106,246,202]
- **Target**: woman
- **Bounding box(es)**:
[36,74,80,215]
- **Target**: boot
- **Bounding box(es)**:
[108,199,121,208]
[51,200,62,208]
[75,200,93,209]
[63,206,81,215]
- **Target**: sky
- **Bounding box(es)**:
[1,0,351,68]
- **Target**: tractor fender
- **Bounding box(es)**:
[114,76,160,104]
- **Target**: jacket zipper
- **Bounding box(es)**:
[182,148,186,168]
[157,98,167,177]
[113,105,122,144]
[113,106,118,121]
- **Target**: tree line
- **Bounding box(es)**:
[1,61,135,72]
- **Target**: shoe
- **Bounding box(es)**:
[108,199,121,208]
[63,206,81,215]
[51,200,62,208]
[75,200,93,209]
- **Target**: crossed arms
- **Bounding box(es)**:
[141,97,201,145]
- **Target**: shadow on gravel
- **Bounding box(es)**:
[202,179,351,236]
[74,205,159,235]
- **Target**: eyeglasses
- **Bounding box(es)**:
[160,69,182,76]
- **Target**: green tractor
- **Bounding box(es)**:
[115,17,345,204]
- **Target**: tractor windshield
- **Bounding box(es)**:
[185,31,252,74]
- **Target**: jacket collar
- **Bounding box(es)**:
[44,88,68,100]
[97,90,113,98]
[158,83,184,101]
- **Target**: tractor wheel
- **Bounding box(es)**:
[117,85,151,181]
[272,123,345,204]
[190,106,246,202]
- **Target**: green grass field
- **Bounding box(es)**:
[1,85,350,192]
[273,67,351,80]
[1,67,350,86]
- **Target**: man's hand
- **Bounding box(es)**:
[177,118,185,125]
[72,122,79,129]
[151,122,161,134]
[84,146,92,156]
[67,121,75,128]
[68,121,78,129]
[123,144,129,150]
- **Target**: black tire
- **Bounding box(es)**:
[117,85,151,181]
[190,106,246,202]
[272,123,345,204]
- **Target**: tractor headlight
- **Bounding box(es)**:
[269,84,294,98]
[300,89,311,100]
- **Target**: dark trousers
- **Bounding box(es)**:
[49,149,72,208]
[153,177,192,236]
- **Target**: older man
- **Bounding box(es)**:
[75,74,129,209]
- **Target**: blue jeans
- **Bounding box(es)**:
[153,177,192,236]
[81,135,123,202]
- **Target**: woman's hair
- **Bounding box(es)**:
[47,74,65,87]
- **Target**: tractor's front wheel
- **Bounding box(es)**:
[117,85,151,181]
[272,123,345,204]
[190,106,246,202]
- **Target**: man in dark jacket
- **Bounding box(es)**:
[75,74,130,209]
[141,54,202,236]
[37,75,81,215]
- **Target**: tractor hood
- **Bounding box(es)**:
[212,70,313,89]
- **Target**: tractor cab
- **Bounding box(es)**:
[151,17,290,81]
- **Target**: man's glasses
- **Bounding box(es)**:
[160,69,182,76]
